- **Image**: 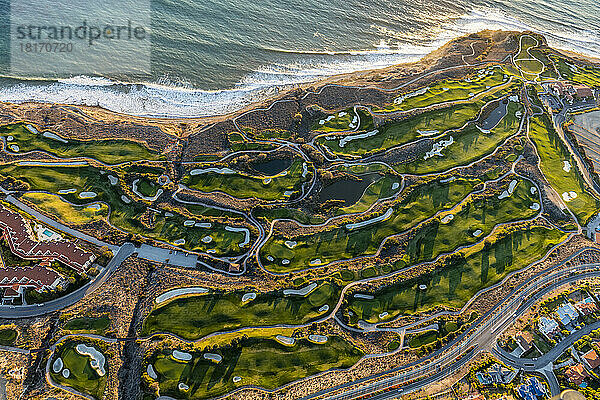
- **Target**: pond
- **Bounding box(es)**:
[250,158,292,175]
[318,173,381,206]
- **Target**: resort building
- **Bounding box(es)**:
[583,349,600,370]
[565,364,589,386]
[575,297,598,316]
[517,377,546,400]
[0,265,61,303]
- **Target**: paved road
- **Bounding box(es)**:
[0,243,134,319]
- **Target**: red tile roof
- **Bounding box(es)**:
[0,265,60,291]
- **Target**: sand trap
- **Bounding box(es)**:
[379,312,389,319]
[308,334,328,344]
[346,208,393,230]
[284,282,317,296]
[26,124,38,134]
[284,240,297,249]
[531,187,537,194]
[530,202,540,210]
[87,203,102,211]
[284,190,294,196]
[165,212,174,217]
[174,239,185,245]
[62,369,70,378]
[9,144,19,152]
[417,130,440,136]
[419,284,427,290]
[76,344,106,376]
[195,222,211,228]
[392,182,400,190]
[147,364,158,379]
[184,220,195,227]
[52,357,63,373]
[319,304,329,313]
[172,350,192,361]
[339,129,378,148]
[108,175,118,185]
[354,294,374,300]
[58,188,77,194]
[43,132,68,143]
[233,376,242,383]
[309,258,322,265]
[266,256,274,262]
[242,292,256,302]
[338,111,347,117]
[282,259,290,265]
[121,195,131,204]
[179,382,189,390]
[156,287,208,303]
[6,135,13,141]
[424,136,454,160]
[79,191,97,199]
[563,161,572,172]
[440,177,455,183]
[562,191,578,202]
[302,163,308,178]
[263,178,272,184]
[441,214,454,224]
[201,236,213,243]
[276,335,296,346]
[226,226,250,247]
[204,353,222,363]
[473,229,483,237]
[190,167,236,175]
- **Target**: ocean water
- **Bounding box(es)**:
[0,0,598,117]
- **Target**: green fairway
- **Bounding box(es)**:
[50,341,107,400]
[182,159,310,201]
[393,100,524,174]
[375,66,508,112]
[312,107,373,132]
[0,164,250,255]
[549,55,600,87]
[142,282,339,340]
[319,82,521,157]
[345,225,566,324]
[260,177,479,272]
[528,113,600,224]
[0,123,163,164]
[21,192,109,225]
[147,336,363,400]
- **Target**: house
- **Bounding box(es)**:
[475,363,517,386]
[575,297,598,316]
[538,316,560,339]
[0,265,62,302]
[583,349,600,370]
[556,303,579,326]
[574,85,594,98]
[516,332,534,352]
[565,364,589,386]
[517,377,546,400]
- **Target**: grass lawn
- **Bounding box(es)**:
[135,177,160,198]
[408,330,438,348]
[0,328,17,345]
[50,341,107,400]
[148,336,363,400]
[528,113,600,224]
[0,123,163,164]
[336,174,402,215]
[63,316,111,334]
[312,107,373,133]
[0,164,250,256]
[182,159,310,201]
[21,192,109,225]
[142,282,339,340]
[550,55,600,87]
[393,100,524,175]
[260,177,479,272]
[346,225,566,324]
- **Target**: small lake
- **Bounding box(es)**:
[478,99,508,131]
[319,173,380,206]
[251,158,292,175]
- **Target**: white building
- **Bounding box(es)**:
[556,303,579,326]
[538,316,560,339]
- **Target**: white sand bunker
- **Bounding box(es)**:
[276,335,296,346]
[58,188,76,194]
[379,312,389,319]
[233,376,242,383]
[530,187,537,194]
[346,208,393,230]
[242,292,256,302]
[530,202,540,210]
[263,178,272,184]
[308,334,328,344]
[472,229,483,237]
[179,382,189,390]
[562,191,578,202]
[62,369,70,378]
[76,344,106,376]
[498,180,518,199]
[9,144,19,152]
[43,131,68,143]
[282,259,290,265]
[147,364,158,379]
[392,182,400,190]
[108,175,118,185]
[156,287,208,304]
[309,258,322,266]
[204,353,222,363]
[284,240,297,249]
[284,282,317,296]
[121,195,131,204]
[441,214,454,224]
[319,304,329,313]
[563,161,572,172]
[424,136,454,160]
[172,350,192,361]
[201,236,213,243]
[79,191,97,199]
[174,239,185,246]
[354,294,374,300]
[52,357,64,373]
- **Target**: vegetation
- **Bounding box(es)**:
[0,327,17,346]
[50,341,107,399]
